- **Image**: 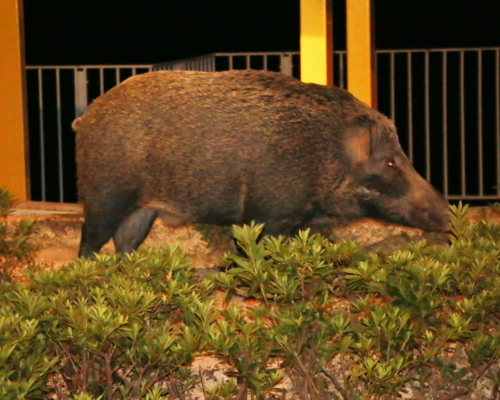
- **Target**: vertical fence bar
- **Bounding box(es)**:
[115,68,120,85]
[460,51,466,196]
[407,52,413,162]
[37,68,46,201]
[477,50,483,196]
[496,50,500,196]
[390,52,395,119]
[281,55,293,76]
[263,55,268,71]
[339,53,345,89]
[246,55,250,69]
[99,68,104,95]
[442,51,449,198]
[424,51,431,181]
[75,68,88,117]
[55,68,64,202]
[229,56,233,70]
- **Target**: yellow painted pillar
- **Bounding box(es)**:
[346,0,377,107]
[300,0,333,85]
[0,0,29,201]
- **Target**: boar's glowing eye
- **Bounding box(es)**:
[387,160,395,167]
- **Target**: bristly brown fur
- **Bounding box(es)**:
[74,70,449,257]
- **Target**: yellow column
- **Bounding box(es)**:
[346,0,377,107]
[0,0,29,201]
[300,0,333,85]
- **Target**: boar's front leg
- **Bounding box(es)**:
[79,188,143,258]
[79,210,122,259]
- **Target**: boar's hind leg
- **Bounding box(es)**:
[113,207,158,255]
[79,192,145,258]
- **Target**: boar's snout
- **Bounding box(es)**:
[408,178,451,232]
[408,197,451,232]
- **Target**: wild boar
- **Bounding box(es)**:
[73,69,449,257]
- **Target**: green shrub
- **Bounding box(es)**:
[1,200,500,399]
[210,203,500,399]
[20,247,214,399]
[0,186,35,279]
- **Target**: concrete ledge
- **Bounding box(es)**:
[10,201,500,221]
[12,201,83,215]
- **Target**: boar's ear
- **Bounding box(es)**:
[344,118,376,163]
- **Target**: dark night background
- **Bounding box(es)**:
[24,0,500,66]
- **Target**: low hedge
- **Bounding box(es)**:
[1,191,500,399]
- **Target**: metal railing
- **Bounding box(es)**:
[25,48,500,203]
[153,53,217,72]
[377,48,500,200]
[25,65,152,202]
[153,51,348,89]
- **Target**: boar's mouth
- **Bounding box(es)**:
[362,199,451,232]
[403,176,451,232]
[406,206,451,232]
